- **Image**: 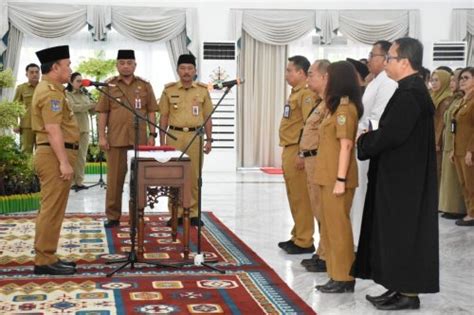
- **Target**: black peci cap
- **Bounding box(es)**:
[177,54,196,67]
[35,45,70,64]
[117,50,135,60]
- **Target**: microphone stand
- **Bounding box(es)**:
[176,83,237,274]
[92,85,181,277]
[86,112,106,190]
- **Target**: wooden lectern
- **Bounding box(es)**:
[130,155,192,260]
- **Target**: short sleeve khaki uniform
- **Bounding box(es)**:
[32,78,79,266]
[95,75,158,221]
[158,81,213,217]
[279,83,317,248]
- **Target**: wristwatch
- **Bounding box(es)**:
[298,151,305,158]
[206,138,214,143]
[149,132,158,138]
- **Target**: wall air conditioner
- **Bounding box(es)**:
[432,41,467,68]
[200,42,237,150]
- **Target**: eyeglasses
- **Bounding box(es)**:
[368,52,385,59]
[385,54,404,62]
[459,75,472,81]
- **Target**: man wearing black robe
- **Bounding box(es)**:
[352,37,439,310]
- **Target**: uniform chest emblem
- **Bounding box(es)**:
[337,114,346,126]
[305,97,313,104]
[50,99,61,112]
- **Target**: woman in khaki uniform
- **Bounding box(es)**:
[314,61,363,293]
[430,69,452,185]
[450,67,474,226]
[66,72,95,191]
[439,70,466,218]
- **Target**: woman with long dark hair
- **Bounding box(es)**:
[314,61,363,293]
[66,72,95,191]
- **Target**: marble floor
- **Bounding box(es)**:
[67,171,474,315]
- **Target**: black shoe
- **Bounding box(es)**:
[285,242,315,255]
[166,217,183,227]
[375,293,420,310]
[104,219,120,228]
[366,290,397,305]
[75,185,89,192]
[57,259,77,268]
[278,240,294,250]
[455,218,474,226]
[441,212,465,219]
[305,259,327,272]
[34,261,76,275]
[315,279,355,293]
[301,254,319,267]
[190,217,204,227]
[70,184,78,190]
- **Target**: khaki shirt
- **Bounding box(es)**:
[299,99,328,152]
[314,97,358,188]
[279,83,317,147]
[453,97,474,156]
[31,77,79,145]
[66,90,95,133]
[158,81,213,128]
[13,82,37,128]
[95,75,158,146]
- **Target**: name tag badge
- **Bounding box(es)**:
[135,97,142,109]
[192,105,199,116]
[283,104,291,118]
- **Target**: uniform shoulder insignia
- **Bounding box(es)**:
[196,82,208,88]
[337,114,347,126]
[165,82,177,88]
[136,76,149,83]
[105,76,117,83]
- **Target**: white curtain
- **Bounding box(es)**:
[316,10,420,45]
[451,9,474,66]
[87,5,111,41]
[166,31,189,79]
[0,0,8,56]
[1,25,22,100]
[239,31,286,167]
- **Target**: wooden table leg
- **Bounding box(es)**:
[183,207,190,260]
[171,197,178,242]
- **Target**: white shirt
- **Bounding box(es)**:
[359,70,398,132]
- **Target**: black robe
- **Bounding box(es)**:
[352,73,439,293]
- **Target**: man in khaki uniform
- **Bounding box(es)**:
[158,54,213,227]
[13,63,40,153]
[96,50,158,228]
[32,45,78,275]
[278,55,317,254]
[299,60,330,271]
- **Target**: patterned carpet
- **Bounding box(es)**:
[0,212,316,314]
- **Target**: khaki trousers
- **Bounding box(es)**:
[21,128,35,154]
[166,130,202,217]
[34,146,77,265]
[105,146,130,221]
[282,145,314,248]
[319,185,355,281]
[454,156,474,217]
[305,156,326,260]
[73,132,89,186]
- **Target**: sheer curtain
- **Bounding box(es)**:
[451,9,474,66]
[239,31,287,167]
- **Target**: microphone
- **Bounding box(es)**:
[81,79,116,87]
[210,78,244,90]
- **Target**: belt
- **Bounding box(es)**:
[302,149,318,158]
[169,126,198,132]
[37,142,79,150]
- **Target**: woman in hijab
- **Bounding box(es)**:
[430,69,452,186]
[439,70,466,219]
